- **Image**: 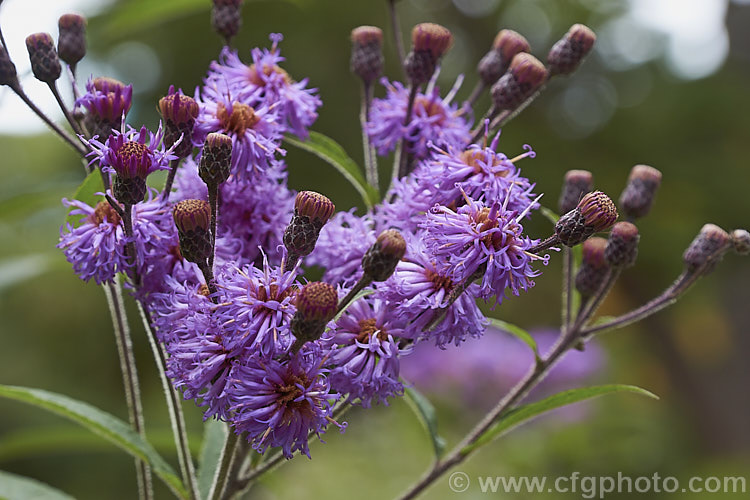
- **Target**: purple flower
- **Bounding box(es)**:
[422,191,547,303]
[171,155,209,202]
[58,198,129,284]
[366,78,471,162]
[376,176,435,233]
[227,350,339,458]
[324,297,408,407]
[84,124,177,180]
[75,76,133,126]
[207,34,322,138]
[216,255,299,359]
[378,233,486,347]
[414,141,540,217]
[194,80,284,180]
[306,210,376,286]
[217,169,295,265]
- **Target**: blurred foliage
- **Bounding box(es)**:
[1,0,748,498]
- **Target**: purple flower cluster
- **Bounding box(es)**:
[58,29,552,460]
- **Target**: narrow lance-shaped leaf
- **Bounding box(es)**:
[403,385,446,459]
[462,384,658,455]
[197,419,228,500]
[488,318,540,362]
[0,385,188,499]
[0,470,76,500]
[284,131,380,209]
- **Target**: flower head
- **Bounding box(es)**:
[76,77,133,132]
[228,350,339,458]
[86,124,176,180]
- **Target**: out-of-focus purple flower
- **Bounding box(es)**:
[217,255,298,359]
[207,34,322,138]
[422,191,547,303]
[84,124,177,180]
[376,176,435,233]
[172,155,209,202]
[324,297,408,407]
[218,169,294,265]
[58,198,129,284]
[366,78,471,162]
[402,326,606,412]
[307,210,377,285]
[378,233,486,347]
[227,350,339,458]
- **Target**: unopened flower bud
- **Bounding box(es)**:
[283,191,335,259]
[199,133,233,187]
[0,43,17,87]
[555,191,618,246]
[404,23,453,86]
[619,164,662,219]
[575,237,609,297]
[57,14,86,67]
[559,169,594,214]
[362,229,407,282]
[350,26,384,85]
[490,53,548,111]
[291,282,338,347]
[477,30,530,85]
[731,229,750,256]
[173,200,212,264]
[159,89,199,158]
[211,0,243,44]
[605,222,639,268]
[548,24,596,75]
[25,33,61,83]
[683,223,731,275]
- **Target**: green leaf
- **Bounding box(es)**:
[63,171,105,228]
[0,385,187,499]
[197,420,228,500]
[0,470,75,500]
[402,385,446,459]
[93,0,208,40]
[333,289,375,321]
[462,384,658,455]
[284,132,379,209]
[539,206,560,225]
[488,318,540,360]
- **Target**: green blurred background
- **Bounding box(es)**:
[1,0,748,498]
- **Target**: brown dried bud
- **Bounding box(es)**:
[199,133,233,187]
[575,237,609,297]
[555,191,618,246]
[294,191,336,225]
[350,26,384,85]
[411,23,453,60]
[25,33,61,83]
[478,30,530,85]
[173,200,213,264]
[362,229,407,282]
[0,43,18,87]
[559,169,594,214]
[404,23,453,87]
[211,0,244,44]
[619,164,662,219]
[57,14,86,66]
[291,282,338,347]
[283,192,335,259]
[683,223,731,275]
[605,222,639,268]
[731,229,750,256]
[548,23,596,75]
[159,91,199,158]
[490,53,548,111]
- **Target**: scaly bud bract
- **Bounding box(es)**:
[25,33,61,83]
[199,132,233,187]
[478,30,530,85]
[559,169,594,214]
[605,222,639,268]
[490,52,547,111]
[57,13,86,67]
[575,237,609,296]
[548,23,596,75]
[555,191,618,246]
[350,26,384,85]
[173,200,212,264]
[362,229,407,282]
[619,164,662,219]
[683,223,731,275]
